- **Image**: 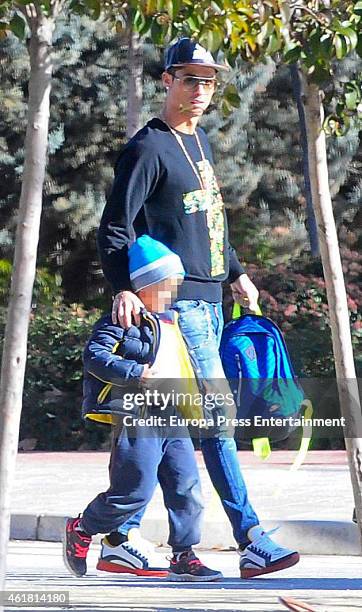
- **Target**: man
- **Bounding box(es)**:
[97,37,299,578]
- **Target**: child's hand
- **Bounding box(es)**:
[140,364,160,387]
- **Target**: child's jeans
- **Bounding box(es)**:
[81,420,203,551]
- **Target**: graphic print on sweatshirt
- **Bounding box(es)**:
[182,159,225,277]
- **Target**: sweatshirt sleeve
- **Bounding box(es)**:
[228,242,245,283]
[84,324,144,385]
[97,141,161,293]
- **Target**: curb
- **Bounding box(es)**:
[10,514,362,556]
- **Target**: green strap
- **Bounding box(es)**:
[232,302,242,319]
[232,302,262,319]
[252,437,271,460]
[252,401,313,464]
[290,400,313,471]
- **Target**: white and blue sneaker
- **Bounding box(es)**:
[96,529,169,577]
[239,526,300,578]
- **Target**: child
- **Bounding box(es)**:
[63,236,222,582]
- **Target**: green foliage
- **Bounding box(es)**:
[246,247,362,378]
[1,22,360,291]
[128,1,362,133]
[0,15,136,306]
[9,13,26,39]
[1,2,361,132]
[0,0,104,38]
[0,259,12,302]
[0,303,108,450]
[208,62,361,264]
[0,260,62,307]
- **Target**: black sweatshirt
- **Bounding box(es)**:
[97,118,244,302]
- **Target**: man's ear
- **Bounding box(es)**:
[162,71,173,89]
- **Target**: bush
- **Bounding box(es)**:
[0,259,63,308]
[244,247,362,378]
[0,303,111,451]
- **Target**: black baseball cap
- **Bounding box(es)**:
[165,37,229,72]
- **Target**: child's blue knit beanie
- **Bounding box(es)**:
[128,235,185,292]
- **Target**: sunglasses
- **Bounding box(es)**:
[171,75,217,91]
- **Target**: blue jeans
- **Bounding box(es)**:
[121,300,259,546]
[81,423,203,550]
[174,300,259,546]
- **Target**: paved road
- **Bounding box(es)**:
[4,541,362,612]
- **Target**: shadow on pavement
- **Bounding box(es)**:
[6,573,362,591]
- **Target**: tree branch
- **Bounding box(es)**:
[14,2,38,27]
[289,1,331,26]
[50,0,67,18]
[33,1,42,19]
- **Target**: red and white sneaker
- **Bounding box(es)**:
[96,530,169,577]
[239,526,300,579]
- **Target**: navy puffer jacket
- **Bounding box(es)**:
[82,311,159,423]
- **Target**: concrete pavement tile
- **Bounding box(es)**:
[10,515,38,541]
[4,542,362,612]
[37,516,65,543]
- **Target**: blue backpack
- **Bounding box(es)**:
[220,306,306,451]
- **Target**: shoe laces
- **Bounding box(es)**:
[74,542,89,558]
[133,537,154,557]
[188,558,203,567]
[68,518,91,557]
[127,530,156,558]
[250,527,286,555]
[170,551,202,566]
[72,517,91,538]
[122,542,148,564]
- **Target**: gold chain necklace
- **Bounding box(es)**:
[160,118,208,191]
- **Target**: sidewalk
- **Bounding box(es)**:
[5,541,362,612]
[10,450,361,555]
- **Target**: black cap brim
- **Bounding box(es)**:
[166,61,230,72]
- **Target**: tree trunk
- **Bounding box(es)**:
[290,65,319,257]
[303,80,362,541]
[126,28,143,139]
[0,14,55,595]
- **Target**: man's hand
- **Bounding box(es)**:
[230,273,259,313]
[112,290,144,328]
